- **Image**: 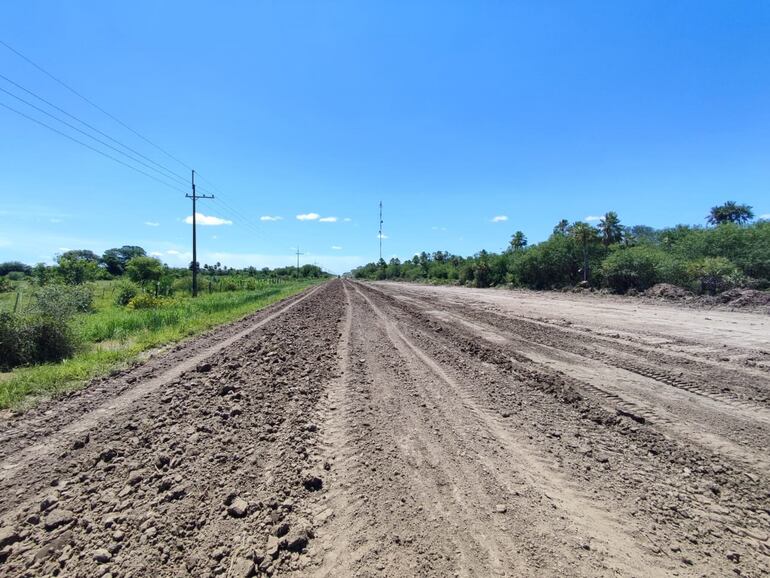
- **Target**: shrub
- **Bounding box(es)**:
[114,281,140,306]
[26,315,77,363]
[601,246,667,293]
[0,277,11,293]
[31,284,94,318]
[0,312,78,370]
[172,277,192,295]
[220,278,239,292]
[687,257,741,295]
[127,293,163,310]
[0,313,30,370]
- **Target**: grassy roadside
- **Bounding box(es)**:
[0,280,319,410]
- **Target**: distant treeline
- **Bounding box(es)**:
[353,201,769,295]
[0,246,329,294]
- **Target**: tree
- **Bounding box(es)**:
[58,249,101,264]
[0,261,32,276]
[570,222,599,283]
[598,211,623,246]
[509,231,528,252]
[707,201,754,226]
[56,251,101,285]
[125,256,163,286]
[102,246,146,276]
[553,219,570,236]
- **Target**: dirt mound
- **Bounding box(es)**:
[716,288,770,308]
[644,283,692,300]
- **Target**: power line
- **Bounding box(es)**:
[0,100,187,194]
[0,84,189,187]
[0,39,192,172]
[1,39,268,243]
[0,72,189,186]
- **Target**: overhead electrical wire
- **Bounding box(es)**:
[0,39,267,241]
[0,83,190,187]
[0,100,188,195]
[0,38,192,173]
[0,72,189,187]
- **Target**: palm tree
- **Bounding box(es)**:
[598,211,623,245]
[509,231,527,252]
[707,201,754,225]
[570,221,598,283]
[553,219,570,236]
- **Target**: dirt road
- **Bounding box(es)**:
[0,280,768,577]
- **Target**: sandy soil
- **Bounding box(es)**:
[0,280,767,577]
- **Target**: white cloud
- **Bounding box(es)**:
[58,247,70,252]
[144,221,160,227]
[343,217,352,222]
[260,215,283,222]
[319,216,338,223]
[377,233,389,239]
[296,213,320,221]
[184,212,232,226]
[150,251,163,257]
[166,249,181,255]
[759,213,770,220]
[491,215,508,223]
[431,226,447,231]
[585,215,602,222]
[331,245,343,250]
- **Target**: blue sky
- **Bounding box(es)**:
[1,1,768,274]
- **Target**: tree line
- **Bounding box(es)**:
[0,246,328,294]
[353,201,769,295]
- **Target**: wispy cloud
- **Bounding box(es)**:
[49,218,63,224]
[319,216,338,223]
[585,215,602,222]
[343,217,352,222]
[759,213,770,220]
[150,251,163,257]
[260,215,283,222]
[491,215,508,223]
[431,226,447,231]
[166,249,181,255]
[144,221,160,227]
[377,233,389,239]
[184,212,232,226]
[296,213,320,221]
[331,245,343,250]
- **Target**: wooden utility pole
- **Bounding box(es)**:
[186,170,214,297]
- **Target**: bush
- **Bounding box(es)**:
[127,293,176,310]
[0,277,11,293]
[31,284,94,318]
[26,315,77,363]
[0,312,78,370]
[114,281,140,306]
[172,277,192,295]
[601,246,668,293]
[687,257,742,295]
[0,313,30,370]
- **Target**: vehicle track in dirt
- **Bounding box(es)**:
[0,280,767,577]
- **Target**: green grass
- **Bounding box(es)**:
[0,280,319,410]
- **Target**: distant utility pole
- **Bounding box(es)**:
[379,200,383,262]
[295,247,304,278]
[186,169,214,297]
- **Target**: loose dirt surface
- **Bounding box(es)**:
[0,280,768,577]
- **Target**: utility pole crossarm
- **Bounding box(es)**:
[187,169,214,297]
